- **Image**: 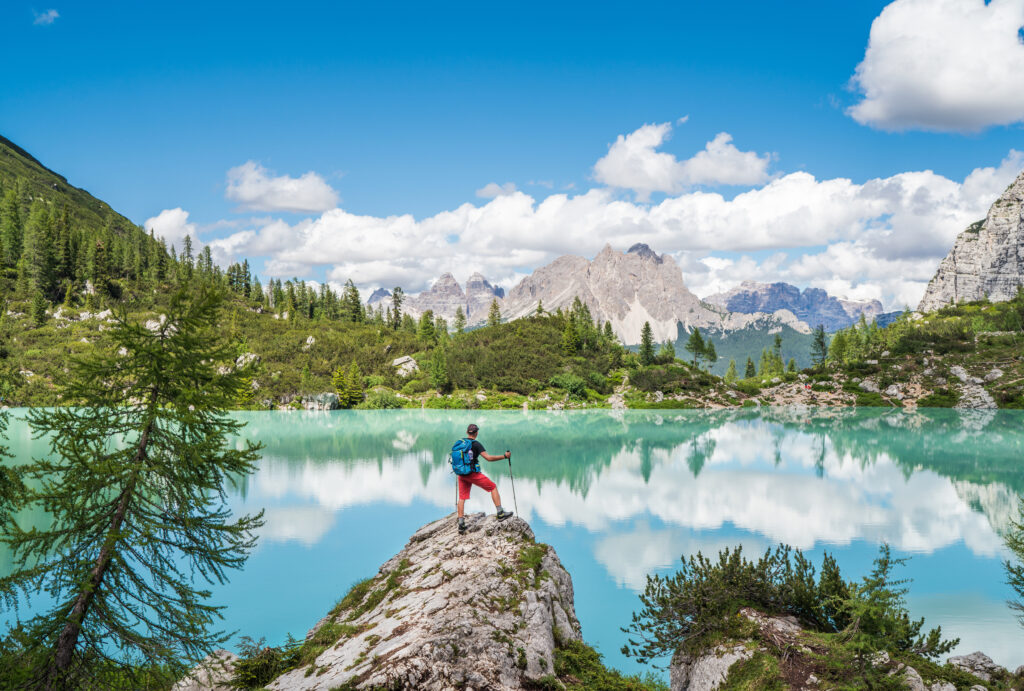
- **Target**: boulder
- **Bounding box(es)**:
[671,643,754,691]
[303,393,341,411]
[236,352,260,369]
[392,355,419,377]
[171,650,237,691]
[266,514,581,690]
[947,651,1007,683]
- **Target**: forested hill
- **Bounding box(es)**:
[0,134,137,237]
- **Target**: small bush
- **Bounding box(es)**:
[549,373,586,399]
[357,389,405,409]
[918,388,957,408]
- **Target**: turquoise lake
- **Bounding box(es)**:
[3,408,1024,676]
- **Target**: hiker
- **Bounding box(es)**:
[451,423,513,534]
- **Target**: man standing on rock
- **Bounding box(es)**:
[456,423,513,534]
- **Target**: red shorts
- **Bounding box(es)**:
[458,471,496,500]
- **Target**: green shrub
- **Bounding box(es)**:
[622,544,955,664]
[357,390,405,409]
[549,373,586,399]
[917,388,957,408]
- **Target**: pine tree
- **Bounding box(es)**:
[603,320,615,342]
[0,289,263,689]
[787,358,797,373]
[390,287,404,330]
[430,346,451,393]
[561,320,581,355]
[535,300,544,317]
[30,291,47,326]
[453,306,467,334]
[487,299,501,328]
[344,360,363,407]
[418,310,437,344]
[639,322,655,366]
[702,339,717,371]
[725,359,738,383]
[685,328,705,367]
[657,340,675,363]
[745,357,756,379]
[331,365,347,396]
[811,324,829,366]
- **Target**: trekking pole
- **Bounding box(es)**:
[506,449,519,516]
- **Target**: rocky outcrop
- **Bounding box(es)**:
[704,281,884,332]
[172,650,237,691]
[949,365,997,410]
[919,169,1024,312]
[267,514,580,690]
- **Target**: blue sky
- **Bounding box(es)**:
[3,0,1024,308]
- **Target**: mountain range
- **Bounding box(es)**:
[369,243,903,347]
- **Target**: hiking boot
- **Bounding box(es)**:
[496,509,513,521]
[458,521,467,535]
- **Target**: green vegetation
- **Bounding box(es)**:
[0,290,264,690]
[532,639,668,691]
[623,544,961,689]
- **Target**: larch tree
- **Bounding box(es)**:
[0,289,264,690]
[811,324,829,366]
[453,306,466,334]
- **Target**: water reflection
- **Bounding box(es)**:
[238,408,1021,558]
[4,408,1023,672]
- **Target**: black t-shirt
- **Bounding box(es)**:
[470,440,486,464]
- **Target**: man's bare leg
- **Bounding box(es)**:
[457,498,466,519]
[490,488,502,508]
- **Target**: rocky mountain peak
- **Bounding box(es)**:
[366,287,391,303]
[919,168,1024,312]
[626,242,663,264]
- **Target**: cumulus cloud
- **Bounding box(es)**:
[33,9,59,25]
[593,122,772,199]
[144,208,199,250]
[225,161,339,213]
[475,182,517,198]
[849,0,1024,132]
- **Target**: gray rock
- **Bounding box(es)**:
[268,514,580,690]
[948,651,1007,682]
[899,665,927,691]
[303,393,341,411]
[392,355,419,377]
[984,367,1004,382]
[172,650,237,690]
[920,169,1024,311]
[859,379,880,393]
[671,643,754,691]
[236,352,260,369]
[929,683,956,691]
[884,384,904,400]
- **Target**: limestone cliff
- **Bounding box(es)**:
[919,169,1024,312]
[266,513,580,690]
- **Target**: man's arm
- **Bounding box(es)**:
[480,450,510,462]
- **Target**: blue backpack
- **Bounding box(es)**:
[450,438,479,475]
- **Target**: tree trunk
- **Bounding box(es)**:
[46,423,151,688]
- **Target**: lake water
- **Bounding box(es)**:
[3,408,1024,677]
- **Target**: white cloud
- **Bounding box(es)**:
[207,148,1022,308]
[475,182,517,198]
[144,208,198,251]
[849,0,1024,132]
[593,122,772,200]
[225,161,339,213]
[33,9,58,25]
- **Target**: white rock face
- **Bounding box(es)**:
[919,169,1024,312]
[392,355,418,377]
[670,643,753,691]
[367,272,503,325]
[268,514,580,690]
